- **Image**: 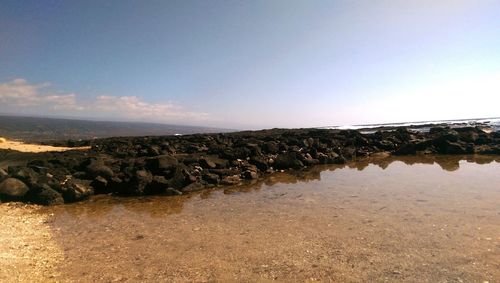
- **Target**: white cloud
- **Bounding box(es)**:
[0,78,210,123]
[0,78,81,110]
[94,95,209,121]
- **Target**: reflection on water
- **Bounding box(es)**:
[41,155,500,282]
[348,154,500,171]
[44,155,500,218]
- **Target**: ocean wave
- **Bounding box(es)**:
[321,117,500,132]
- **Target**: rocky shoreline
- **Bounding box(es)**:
[0,126,499,205]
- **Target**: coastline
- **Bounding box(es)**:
[0,126,499,205]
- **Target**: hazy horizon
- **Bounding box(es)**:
[2,112,499,132]
[1,1,499,129]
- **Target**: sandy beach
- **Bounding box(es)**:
[0,203,63,282]
[0,137,89,153]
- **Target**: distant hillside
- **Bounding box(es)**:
[0,115,232,142]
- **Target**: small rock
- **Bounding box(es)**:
[221,175,241,185]
[164,187,182,196]
[182,182,204,192]
[242,170,258,179]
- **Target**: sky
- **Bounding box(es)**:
[0,0,499,129]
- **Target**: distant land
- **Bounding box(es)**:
[0,115,234,142]
[1,114,499,143]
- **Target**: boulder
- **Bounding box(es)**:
[169,165,193,190]
[439,132,459,143]
[164,187,183,196]
[147,145,161,156]
[209,168,240,177]
[394,128,414,142]
[108,176,125,194]
[455,127,479,143]
[0,178,29,200]
[474,134,492,145]
[303,138,315,148]
[429,127,447,134]
[182,182,204,193]
[249,156,269,171]
[199,157,216,169]
[445,142,467,154]
[301,153,320,166]
[146,155,178,173]
[60,179,93,203]
[147,175,170,194]
[26,160,49,173]
[30,187,64,205]
[85,159,114,179]
[90,176,109,194]
[246,143,262,156]
[374,140,395,151]
[232,147,252,159]
[202,172,220,185]
[394,143,417,155]
[318,152,346,164]
[340,146,357,159]
[8,167,39,187]
[274,152,304,169]
[262,141,279,154]
[131,170,153,195]
[242,170,258,179]
[476,145,500,155]
[0,168,8,182]
[435,140,467,154]
[394,140,433,155]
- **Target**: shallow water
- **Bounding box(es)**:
[41,155,500,282]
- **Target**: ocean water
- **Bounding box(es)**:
[322,117,500,133]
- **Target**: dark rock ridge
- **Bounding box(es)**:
[0,126,499,205]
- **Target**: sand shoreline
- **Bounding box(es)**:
[0,203,63,282]
[0,137,90,153]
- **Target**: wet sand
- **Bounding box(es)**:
[2,155,500,282]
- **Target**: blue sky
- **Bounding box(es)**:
[1,0,499,129]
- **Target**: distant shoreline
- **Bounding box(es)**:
[0,114,234,142]
[1,113,498,142]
